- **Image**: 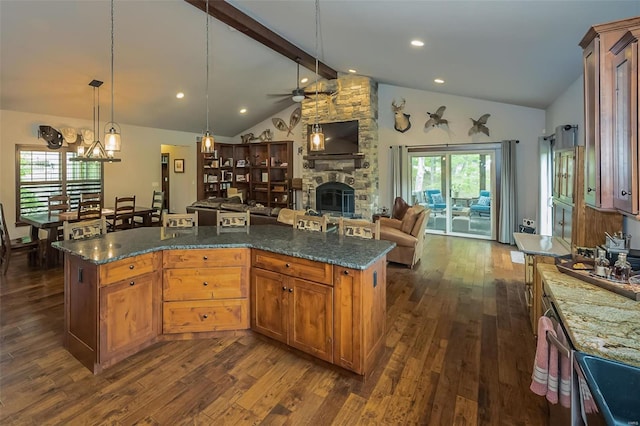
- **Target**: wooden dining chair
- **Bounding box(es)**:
[338,217,380,240]
[63,217,107,241]
[163,212,198,228]
[108,196,136,231]
[0,203,41,275]
[293,213,328,232]
[77,199,102,220]
[48,194,70,216]
[78,192,103,220]
[149,191,164,226]
[218,210,250,228]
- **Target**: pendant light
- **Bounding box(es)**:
[70,80,121,163]
[104,0,121,153]
[309,0,325,152]
[201,0,215,153]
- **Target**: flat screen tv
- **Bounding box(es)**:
[307,120,359,155]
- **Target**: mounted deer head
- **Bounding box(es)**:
[392,98,411,133]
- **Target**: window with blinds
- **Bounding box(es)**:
[16,145,103,219]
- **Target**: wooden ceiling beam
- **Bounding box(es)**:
[185,0,338,80]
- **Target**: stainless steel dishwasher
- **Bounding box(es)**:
[541,283,583,426]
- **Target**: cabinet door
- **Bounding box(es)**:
[99,272,159,363]
[288,277,333,363]
[584,38,601,207]
[565,151,575,200]
[251,268,287,343]
[612,39,638,214]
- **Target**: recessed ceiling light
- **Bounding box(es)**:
[434,78,445,84]
[176,92,184,99]
[411,40,424,47]
[348,69,357,73]
[300,77,309,84]
[239,108,247,114]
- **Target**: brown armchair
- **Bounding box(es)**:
[379,203,431,268]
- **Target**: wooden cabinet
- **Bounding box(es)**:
[333,259,386,375]
[611,30,639,216]
[251,251,333,363]
[581,17,640,210]
[99,271,158,362]
[553,150,575,203]
[162,248,249,335]
[553,202,573,247]
[251,249,387,374]
[197,141,293,208]
[64,252,162,374]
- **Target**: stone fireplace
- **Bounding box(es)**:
[300,75,379,219]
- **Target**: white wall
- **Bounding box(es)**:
[545,77,584,139]
[0,109,214,238]
[377,84,546,223]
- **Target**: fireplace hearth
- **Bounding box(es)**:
[316,182,355,217]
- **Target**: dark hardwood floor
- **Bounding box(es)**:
[0,235,548,425]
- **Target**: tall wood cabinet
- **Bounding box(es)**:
[581,17,640,211]
[611,30,639,216]
[197,141,293,208]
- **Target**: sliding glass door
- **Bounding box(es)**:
[409,147,496,239]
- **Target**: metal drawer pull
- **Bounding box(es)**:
[203,256,208,260]
[203,314,208,319]
[129,265,134,270]
[343,270,349,275]
[282,286,287,291]
[587,187,594,193]
[288,288,293,293]
[129,281,135,286]
[622,190,631,196]
[285,263,290,268]
[203,282,208,286]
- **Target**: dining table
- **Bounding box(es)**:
[20,206,155,268]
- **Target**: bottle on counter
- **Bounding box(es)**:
[612,252,632,282]
[594,248,610,278]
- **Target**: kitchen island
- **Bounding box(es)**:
[53,226,394,375]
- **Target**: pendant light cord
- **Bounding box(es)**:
[110,0,115,124]
[314,0,320,124]
[205,0,210,132]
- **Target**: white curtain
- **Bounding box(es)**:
[498,140,518,244]
[538,136,553,235]
[390,145,409,202]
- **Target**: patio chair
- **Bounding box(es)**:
[470,190,491,216]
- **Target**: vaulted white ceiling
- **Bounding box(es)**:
[1,0,639,137]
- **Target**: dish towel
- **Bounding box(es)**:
[557,324,571,408]
[530,316,559,402]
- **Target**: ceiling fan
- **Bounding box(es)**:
[268,58,334,103]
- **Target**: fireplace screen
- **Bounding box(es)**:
[316,182,355,216]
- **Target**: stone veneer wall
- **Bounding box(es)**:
[300,75,379,219]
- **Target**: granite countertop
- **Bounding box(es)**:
[538,263,640,368]
[513,233,571,257]
[52,225,395,270]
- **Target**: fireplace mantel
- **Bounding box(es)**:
[304,153,365,169]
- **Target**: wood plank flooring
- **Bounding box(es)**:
[0,235,548,425]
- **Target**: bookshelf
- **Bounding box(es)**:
[197,140,293,208]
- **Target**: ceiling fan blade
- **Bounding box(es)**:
[267,93,292,97]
